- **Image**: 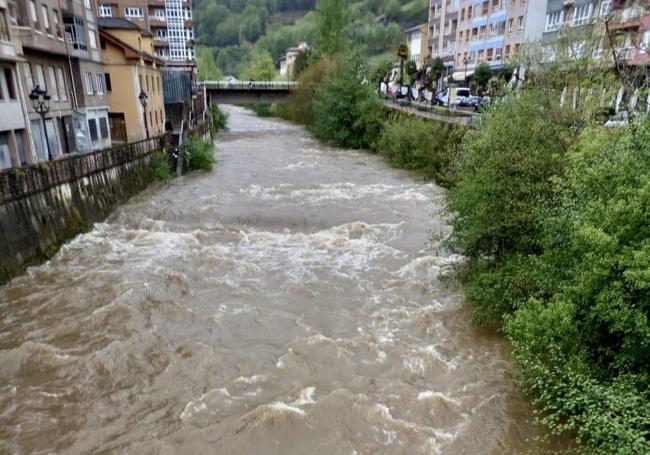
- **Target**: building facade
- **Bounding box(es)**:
[403,23,429,69]
[0,0,33,169]
[96,0,196,65]
[99,18,165,142]
[427,0,549,82]
[279,42,308,79]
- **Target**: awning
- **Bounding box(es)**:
[451,70,474,82]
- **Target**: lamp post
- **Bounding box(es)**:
[139,90,149,139]
[29,86,53,161]
[463,57,469,87]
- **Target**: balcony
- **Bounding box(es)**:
[610,7,644,31]
[148,0,165,6]
[154,39,169,48]
[149,16,167,27]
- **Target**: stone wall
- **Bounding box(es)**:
[0,135,169,285]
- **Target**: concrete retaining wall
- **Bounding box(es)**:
[0,136,168,285]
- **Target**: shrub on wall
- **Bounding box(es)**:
[182,136,215,172]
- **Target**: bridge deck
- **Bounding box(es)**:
[200,81,297,91]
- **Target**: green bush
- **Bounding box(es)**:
[149,151,174,182]
[182,136,214,172]
[376,114,460,182]
[211,105,228,133]
[449,87,650,452]
[310,53,383,149]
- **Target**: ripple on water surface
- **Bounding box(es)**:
[0,105,563,454]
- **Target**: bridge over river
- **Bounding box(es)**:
[201,80,297,105]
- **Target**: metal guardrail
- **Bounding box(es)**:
[383,98,477,128]
[200,80,298,91]
[0,122,211,204]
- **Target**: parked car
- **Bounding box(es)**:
[435,87,471,107]
[604,111,628,128]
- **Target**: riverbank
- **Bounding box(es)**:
[0,105,559,453]
[243,50,650,453]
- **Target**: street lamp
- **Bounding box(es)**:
[29,86,53,161]
[138,90,149,139]
[463,57,469,87]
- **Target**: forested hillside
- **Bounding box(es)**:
[194,0,429,78]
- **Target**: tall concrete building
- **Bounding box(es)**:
[9,0,111,162]
[403,23,429,69]
[427,0,460,76]
[451,0,548,82]
[96,0,196,68]
[0,0,33,169]
[427,0,548,82]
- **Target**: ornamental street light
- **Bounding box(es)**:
[139,90,149,139]
[29,86,53,161]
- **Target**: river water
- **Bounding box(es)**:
[1,106,550,454]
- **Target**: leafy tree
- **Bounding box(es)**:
[473,62,492,96]
[372,58,394,94]
[395,43,409,89]
[291,48,312,79]
[197,46,222,81]
[310,53,382,149]
[405,59,418,100]
[383,0,401,19]
[240,47,278,80]
[314,0,350,56]
[426,57,445,104]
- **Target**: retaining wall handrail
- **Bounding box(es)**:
[383,99,477,128]
[0,123,209,204]
[200,81,298,91]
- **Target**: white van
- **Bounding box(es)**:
[435,87,472,107]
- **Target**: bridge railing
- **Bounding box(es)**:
[200,80,298,91]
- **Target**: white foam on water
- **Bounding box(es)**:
[291,386,316,406]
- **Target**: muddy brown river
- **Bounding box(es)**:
[1,106,553,454]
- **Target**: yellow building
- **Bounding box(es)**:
[98,18,165,143]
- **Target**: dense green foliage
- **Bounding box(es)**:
[211,105,229,134]
[149,152,174,182]
[194,0,427,78]
[309,54,383,149]
[197,46,223,81]
[182,136,215,171]
[376,115,460,182]
[448,88,650,453]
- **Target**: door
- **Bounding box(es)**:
[109,113,127,143]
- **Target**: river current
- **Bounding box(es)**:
[1,106,551,454]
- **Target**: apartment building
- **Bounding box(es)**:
[452,0,547,81]
[403,24,429,69]
[96,0,195,65]
[428,0,460,74]
[8,0,111,163]
[99,17,165,142]
[0,0,33,169]
[542,0,614,42]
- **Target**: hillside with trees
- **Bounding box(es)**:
[194,0,429,79]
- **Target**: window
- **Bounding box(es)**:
[124,7,144,19]
[35,64,46,90]
[52,9,61,38]
[42,5,50,32]
[84,0,91,8]
[23,64,34,92]
[157,76,160,93]
[89,30,97,49]
[88,118,98,142]
[545,10,564,32]
[0,9,10,41]
[517,15,523,31]
[84,72,94,94]
[30,0,38,24]
[105,73,112,91]
[599,0,612,16]
[99,117,109,139]
[56,68,67,101]
[572,4,593,27]
[507,18,513,32]
[64,16,87,50]
[154,9,165,19]
[2,67,14,99]
[0,132,11,170]
[95,73,104,94]
[47,66,59,101]
[99,4,112,17]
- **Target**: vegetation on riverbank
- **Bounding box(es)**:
[245,2,650,452]
[183,136,215,172]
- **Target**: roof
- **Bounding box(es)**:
[97,17,154,37]
[403,23,427,34]
[98,28,163,65]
